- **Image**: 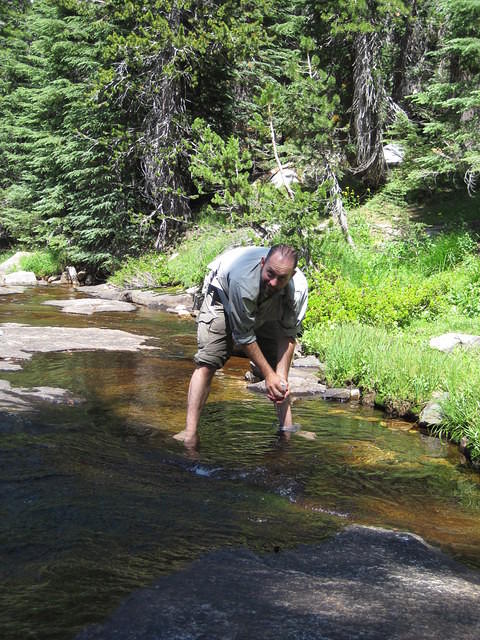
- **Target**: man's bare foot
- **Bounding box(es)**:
[295,430,317,440]
[173,430,199,448]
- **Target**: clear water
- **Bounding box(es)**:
[1,286,480,640]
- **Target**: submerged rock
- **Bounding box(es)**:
[0,323,157,370]
[76,525,480,640]
[0,379,81,413]
[0,286,25,295]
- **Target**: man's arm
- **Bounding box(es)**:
[242,341,287,402]
[275,335,295,382]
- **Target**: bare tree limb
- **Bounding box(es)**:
[268,105,295,201]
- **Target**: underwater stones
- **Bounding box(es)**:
[0,323,156,370]
[0,286,25,295]
[0,379,81,412]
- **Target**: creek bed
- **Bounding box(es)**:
[1,286,480,640]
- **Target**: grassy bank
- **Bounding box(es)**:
[301,191,480,463]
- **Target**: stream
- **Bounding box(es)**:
[1,286,480,640]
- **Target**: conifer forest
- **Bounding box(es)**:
[1,0,479,273]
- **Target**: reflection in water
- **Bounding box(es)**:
[1,286,480,640]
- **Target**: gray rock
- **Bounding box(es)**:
[0,379,81,413]
[76,525,480,640]
[0,362,22,371]
[0,286,25,295]
[0,251,32,273]
[165,305,192,317]
[419,392,448,427]
[4,270,37,286]
[430,332,480,353]
[246,367,358,401]
[247,372,327,398]
[78,284,126,300]
[78,284,195,313]
[43,298,137,315]
[292,355,322,368]
[0,323,156,369]
[126,290,194,311]
[383,143,404,166]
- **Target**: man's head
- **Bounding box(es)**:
[260,244,298,296]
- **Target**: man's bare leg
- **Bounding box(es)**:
[276,395,293,428]
[174,364,216,445]
[275,336,295,428]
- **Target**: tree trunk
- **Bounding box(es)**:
[325,164,355,248]
[139,7,190,250]
[352,31,387,187]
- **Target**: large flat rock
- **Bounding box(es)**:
[76,525,480,640]
[0,323,156,369]
[78,284,194,314]
[3,270,37,286]
[0,286,25,295]
[43,298,137,315]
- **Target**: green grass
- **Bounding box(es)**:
[18,250,62,277]
[109,253,169,289]
[109,224,256,289]
[301,195,480,462]
[302,323,448,410]
[0,249,15,264]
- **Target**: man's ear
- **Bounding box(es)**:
[260,257,265,267]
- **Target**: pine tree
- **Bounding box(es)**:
[0,0,143,272]
[406,0,480,193]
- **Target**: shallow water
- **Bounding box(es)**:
[1,286,480,639]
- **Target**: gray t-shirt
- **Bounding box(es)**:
[206,246,308,345]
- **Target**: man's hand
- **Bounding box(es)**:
[265,373,289,403]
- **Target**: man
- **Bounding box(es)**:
[174,244,308,447]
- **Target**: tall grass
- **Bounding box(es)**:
[302,323,448,409]
[110,224,254,289]
[19,250,62,277]
[166,226,254,287]
[303,211,480,461]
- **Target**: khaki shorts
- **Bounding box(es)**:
[194,289,279,371]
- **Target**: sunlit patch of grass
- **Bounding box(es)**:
[19,250,62,277]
